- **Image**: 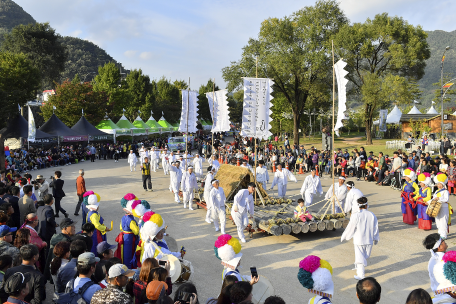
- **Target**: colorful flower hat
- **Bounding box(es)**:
[214,234,242,270]
[433,251,456,295]
[120,193,150,218]
[298,255,334,298]
[417,172,432,187]
[402,168,416,181]
[139,211,165,242]
[434,173,448,186]
[83,191,101,211]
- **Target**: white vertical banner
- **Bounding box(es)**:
[334,59,349,136]
[27,106,36,142]
[241,78,273,140]
[206,89,231,132]
[379,109,388,132]
[179,90,199,133]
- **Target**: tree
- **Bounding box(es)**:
[0,52,41,169]
[71,74,81,84]
[41,81,110,126]
[1,22,67,90]
[333,13,430,144]
[197,79,220,121]
[222,0,347,144]
[122,69,154,121]
[154,77,181,122]
[227,90,243,124]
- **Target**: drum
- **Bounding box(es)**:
[426,199,442,218]
[251,275,274,304]
[160,254,193,283]
[163,235,178,252]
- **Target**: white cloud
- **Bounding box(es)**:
[139,52,153,60]
[69,29,82,37]
[124,50,137,58]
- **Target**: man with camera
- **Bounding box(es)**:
[49,171,68,218]
[34,175,49,201]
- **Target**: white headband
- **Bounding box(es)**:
[431,238,443,260]
[212,179,219,185]
[339,176,346,180]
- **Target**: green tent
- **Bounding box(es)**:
[146,112,161,133]
[133,116,155,134]
[96,117,123,135]
[158,112,174,132]
[116,115,144,135]
[171,122,179,132]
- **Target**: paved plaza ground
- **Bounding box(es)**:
[40,153,454,303]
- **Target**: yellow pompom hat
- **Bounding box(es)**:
[402,168,416,181]
[434,173,448,186]
[139,212,165,242]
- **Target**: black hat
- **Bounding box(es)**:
[60,218,77,229]
[4,272,31,295]
[258,160,265,165]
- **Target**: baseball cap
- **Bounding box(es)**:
[0,225,16,237]
[77,252,100,265]
[96,241,117,255]
[4,272,31,294]
[108,263,135,278]
[60,218,77,229]
[146,281,168,300]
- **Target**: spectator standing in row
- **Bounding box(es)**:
[94,241,117,283]
[91,263,134,304]
[0,226,19,266]
[55,240,87,294]
[75,169,86,217]
[2,272,32,304]
[356,277,381,304]
[49,171,68,218]
[73,252,101,303]
[18,186,35,227]
[72,222,95,254]
[36,194,57,246]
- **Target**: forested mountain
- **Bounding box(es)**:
[0,0,35,42]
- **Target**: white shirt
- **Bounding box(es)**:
[341,209,379,245]
[232,189,254,215]
[300,175,323,195]
[169,166,182,185]
[204,173,214,198]
[325,183,348,206]
[256,166,269,183]
[271,169,297,188]
[210,187,226,210]
[127,153,137,164]
[428,252,445,292]
[192,157,204,171]
[433,188,449,203]
[181,171,197,191]
[345,188,364,214]
[209,159,220,171]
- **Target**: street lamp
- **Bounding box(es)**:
[441,46,450,136]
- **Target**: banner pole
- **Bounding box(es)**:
[186,77,190,171]
[332,40,335,214]
[212,79,215,157]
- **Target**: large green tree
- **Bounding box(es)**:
[197,79,220,121]
[0,52,41,169]
[1,22,67,90]
[222,0,347,144]
[41,81,110,126]
[122,69,154,120]
[333,13,430,144]
[154,77,181,122]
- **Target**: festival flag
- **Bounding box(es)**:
[241,78,274,140]
[334,59,349,136]
[28,106,36,142]
[178,90,199,133]
[205,89,231,132]
[443,83,453,88]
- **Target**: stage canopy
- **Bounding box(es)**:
[39,114,80,136]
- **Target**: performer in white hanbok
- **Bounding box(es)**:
[344,181,364,214]
[210,180,226,234]
[270,164,297,198]
[341,197,379,280]
[422,233,448,300]
[167,151,176,168]
[139,145,146,166]
[150,147,159,172]
[433,173,451,239]
[208,155,220,172]
[181,166,198,210]
[256,160,269,189]
[160,149,170,175]
[204,166,216,223]
[127,150,137,172]
[299,168,323,207]
[325,176,348,213]
[169,161,183,203]
[192,153,205,178]
[231,183,255,243]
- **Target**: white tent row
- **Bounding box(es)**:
[374,104,440,125]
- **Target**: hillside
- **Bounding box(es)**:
[0,0,35,42]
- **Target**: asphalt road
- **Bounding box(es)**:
[39,153,453,303]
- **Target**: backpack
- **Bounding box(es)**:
[54,278,95,304]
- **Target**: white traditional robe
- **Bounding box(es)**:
[325,183,348,213]
[150,149,159,171]
[428,251,445,293]
[433,188,450,239]
[256,166,269,189]
[270,168,297,197]
[204,173,214,222]
[344,188,364,214]
[127,153,137,171]
[209,158,220,172]
[300,175,323,207]
[192,157,205,177]
[168,154,176,167]
[181,171,198,209]
[139,147,146,165]
[231,189,254,241]
[341,209,379,279]
[169,165,182,202]
[160,152,170,175]
[210,187,226,233]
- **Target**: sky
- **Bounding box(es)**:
[14,0,456,90]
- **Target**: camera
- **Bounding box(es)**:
[30,181,37,185]
[177,291,191,303]
[158,260,166,266]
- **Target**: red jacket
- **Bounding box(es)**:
[76,176,86,196]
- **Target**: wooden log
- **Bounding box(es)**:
[300,222,310,233]
[280,224,291,235]
[331,219,343,229]
[290,223,302,234]
[342,218,350,228]
[324,220,334,230]
[258,223,282,236]
[309,222,318,232]
[317,221,326,231]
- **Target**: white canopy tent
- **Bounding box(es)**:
[386,105,402,124]
[427,106,439,115]
[407,106,422,114]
